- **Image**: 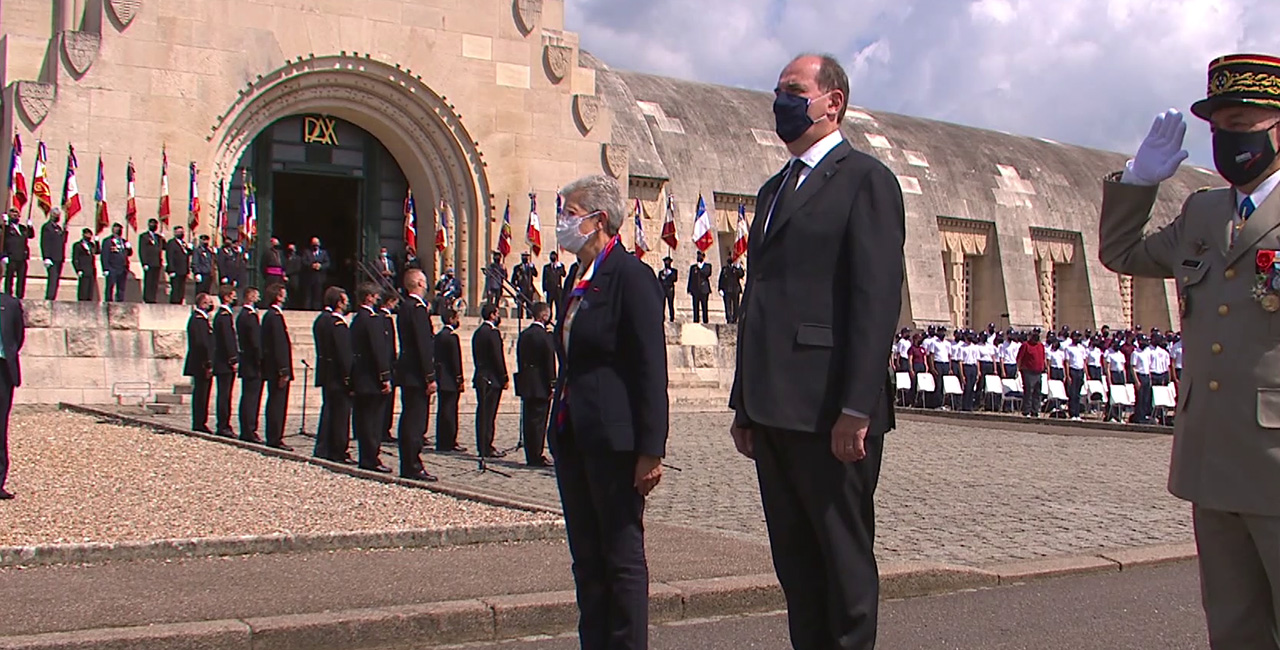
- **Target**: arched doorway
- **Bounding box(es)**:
[207,55,491,311]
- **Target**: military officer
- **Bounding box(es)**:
[351,283,392,472]
[192,234,215,296]
[3,209,34,298]
[211,285,239,437]
[433,307,467,453]
[164,225,192,304]
[100,223,131,302]
[718,260,744,324]
[260,283,293,451]
[313,287,354,464]
[1098,53,1280,649]
[236,286,264,444]
[510,251,538,318]
[138,219,165,303]
[687,250,712,323]
[71,228,99,302]
[658,256,678,321]
[183,294,215,433]
[39,208,67,300]
[217,236,250,295]
[542,251,566,319]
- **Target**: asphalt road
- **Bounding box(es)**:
[432,561,1208,650]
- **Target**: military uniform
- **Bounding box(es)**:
[1099,53,1280,649]
[658,260,678,322]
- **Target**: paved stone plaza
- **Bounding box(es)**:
[153,409,1190,567]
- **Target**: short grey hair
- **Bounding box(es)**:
[49,207,63,217]
[403,267,427,290]
[560,174,626,236]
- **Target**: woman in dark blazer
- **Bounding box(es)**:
[549,174,669,650]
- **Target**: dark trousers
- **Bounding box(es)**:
[663,291,675,321]
[1048,367,1065,382]
[397,388,429,476]
[960,363,979,411]
[77,273,95,301]
[690,293,708,323]
[475,382,501,455]
[191,374,212,430]
[908,361,928,406]
[931,361,951,408]
[547,293,562,321]
[1087,365,1103,382]
[265,379,290,445]
[214,373,235,435]
[516,292,534,318]
[0,366,13,492]
[1020,370,1043,416]
[104,270,125,302]
[521,397,550,463]
[1152,371,1170,387]
[436,390,460,450]
[753,426,884,650]
[353,393,383,468]
[979,360,995,377]
[1109,370,1127,386]
[142,267,160,303]
[1002,362,1017,378]
[722,292,740,324]
[195,275,213,296]
[168,275,187,304]
[303,276,324,310]
[1068,367,1086,417]
[238,377,263,440]
[1135,373,1153,422]
[381,388,396,442]
[314,386,351,461]
[4,260,27,298]
[44,261,62,300]
[553,430,649,650]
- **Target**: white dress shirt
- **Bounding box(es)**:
[1064,344,1089,370]
[929,337,952,363]
[761,130,846,233]
[896,337,912,360]
[1170,341,1184,369]
[1131,347,1152,374]
[1106,350,1128,373]
[959,343,981,365]
[1150,347,1172,375]
[1046,348,1066,369]
[1087,346,1104,368]
[977,342,996,363]
[998,341,1021,365]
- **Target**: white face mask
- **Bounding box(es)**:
[556,210,602,254]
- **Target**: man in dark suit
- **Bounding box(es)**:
[217,236,249,295]
[719,260,745,324]
[211,285,239,438]
[484,252,505,310]
[396,269,438,481]
[165,225,192,304]
[516,301,555,466]
[3,209,34,299]
[433,308,466,453]
[260,283,294,451]
[40,208,67,300]
[510,252,538,318]
[139,219,165,303]
[375,246,396,286]
[71,228,99,302]
[300,237,331,310]
[542,251,566,320]
[658,256,678,321]
[236,287,264,444]
[350,283,392,472]
[687,250,712,323]
[192,234,215,296]
[547,176,669,650]
[728,55,905,650]
[378,290,400,444]
[0,293,26,500]
[100,223,130,302]
[184,294,215,434]
[313,287,354,464]
[472,302,508,458]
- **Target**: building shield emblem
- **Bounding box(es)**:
[544,45,571,83]
[603,143,629,179]
[16,81,55,126]
[574,94,600,132]
[514,0,542,33]
[62,31,101,76]
[108,0,141,27]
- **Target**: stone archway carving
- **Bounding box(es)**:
[207,55,491,310]
[937,217,992,328]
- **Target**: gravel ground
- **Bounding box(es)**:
[0,411,557,546]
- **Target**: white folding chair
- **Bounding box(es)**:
[1108,383,1135,422]
[1000,377,1022,412]
[942,374,964,409]
[914,373,936,407]
[982,375,1003,411]
[1046,379,1069,415]
[1085,380,1107,414]
[1152,385,1177,425]
[895,371,913,406]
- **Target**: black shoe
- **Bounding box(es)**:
[240,435,264,444]
[0,489,13,500]
[402,471,439,482]
[339,456,357,465]
[527,457,552,467]
[267,442,294,452]
[368,464,392,474]
[437,444,468,453]
[482,448,507,459]
[193,426,213,434]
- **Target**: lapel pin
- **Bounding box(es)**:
[1193,239,1209,256]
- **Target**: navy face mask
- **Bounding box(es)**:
[1213,121,1280,188]
[773,91,824,144]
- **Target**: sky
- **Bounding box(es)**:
[563,0,1280,167]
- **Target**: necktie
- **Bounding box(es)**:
[766,160,805,238]
[1241,197,1257,220]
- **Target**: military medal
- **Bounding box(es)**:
[1253,250,1280,312]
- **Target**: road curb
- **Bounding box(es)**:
[0,543,1198,649]
[59,403,564,516]
[0,520,567,569]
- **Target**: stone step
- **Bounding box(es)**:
[173,383,193,395]
[145,403,173,415]
[154,393,186,405]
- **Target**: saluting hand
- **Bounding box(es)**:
[831,413,869,463]
[1126,109,1189,185]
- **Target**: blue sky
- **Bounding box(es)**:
[564,0,1280,167]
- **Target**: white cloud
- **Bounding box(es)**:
[564,0,1280,166]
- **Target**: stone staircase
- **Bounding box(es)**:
[145,315,734,416]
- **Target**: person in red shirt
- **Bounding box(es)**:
[1016,330,1046,417]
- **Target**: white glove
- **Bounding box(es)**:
[2,257,8,266]
[195,274,202,283]
[43,258,52,268]
[1122,109,1190,186]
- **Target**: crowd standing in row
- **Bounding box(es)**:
[894,323,1181,423]
[181,271,560,482]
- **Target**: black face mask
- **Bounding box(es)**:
[773,92,817,144]
[1213,123,1279,187]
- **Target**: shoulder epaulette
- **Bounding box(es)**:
[1195,186,1213,194]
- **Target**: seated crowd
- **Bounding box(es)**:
[893,323,1181,425]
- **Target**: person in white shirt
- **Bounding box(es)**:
[1063,333,1090,419]
[1169,333,1184,382]
[1046,337,1067,382]
[1150,335,1173,387]
[927,327,952,408]
[958,331,982,411]
[1130,337,1154,424]
[1086,337,1105,382]
[997,331,1021,378]
[1105,342,1129,386]
[894,328,912,373]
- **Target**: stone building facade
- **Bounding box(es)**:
[3,0,1220,331]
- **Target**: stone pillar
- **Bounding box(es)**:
[1037,257,1055,330]
[1119,275,1134,328]
[947,249,966,328]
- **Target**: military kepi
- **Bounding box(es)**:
[1191,54,1280,120]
